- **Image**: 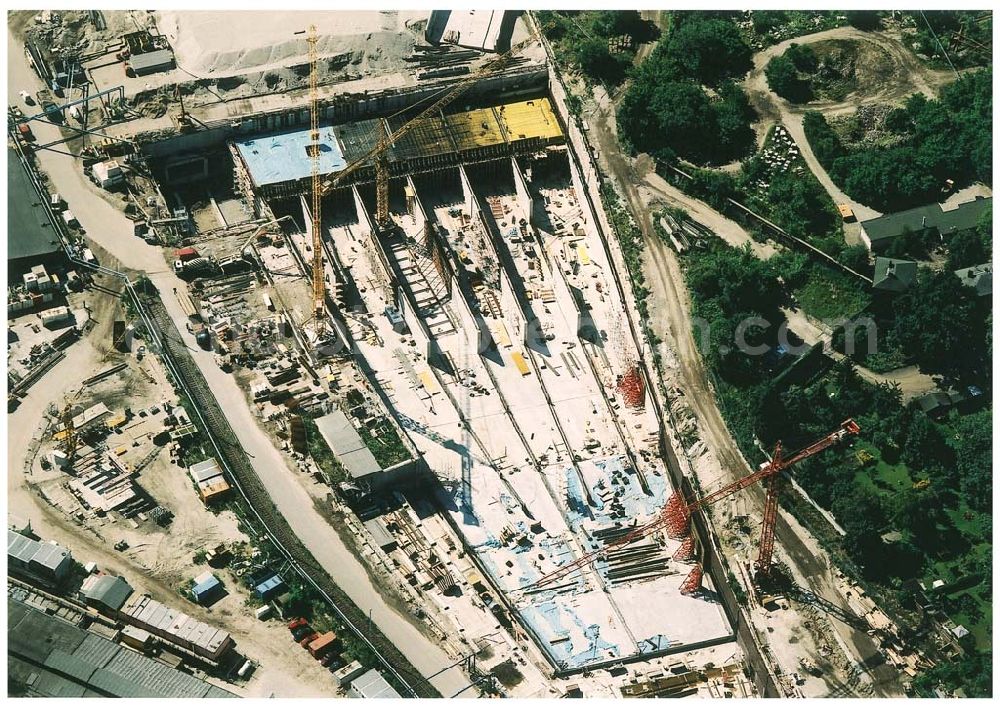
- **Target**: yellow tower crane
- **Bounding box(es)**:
[307,24,326,335]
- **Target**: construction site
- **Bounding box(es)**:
[8,9,930,700]
[158,34,740,674]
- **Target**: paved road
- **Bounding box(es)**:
[586,74,903,698]
[8,28,470,698]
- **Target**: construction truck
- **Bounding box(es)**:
[36,89,63,123]
[174,256,215,278]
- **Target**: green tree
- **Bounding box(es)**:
[663,17,752,86]
[947,227,989,270]
[573,37,631,85]
[891,269,987,378]
[785,43,818,73]
[950,409,992,511]
[844,11,882,30]
[912,650,992,698]
[901,411,952,471]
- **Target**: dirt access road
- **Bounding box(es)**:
[743,26,958,222]
[7,330,340,698]
[586,53,904,700]
[7,26,470,697]
[781,307,938,402]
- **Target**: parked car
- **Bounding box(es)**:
[320,653,340,667]
[291,625,313,642]
[20,90,34,105]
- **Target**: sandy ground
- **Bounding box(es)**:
[157,10,426,78]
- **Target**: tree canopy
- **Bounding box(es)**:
[662,17,753,86]
[802,70,992,211]
[890,268,988,379]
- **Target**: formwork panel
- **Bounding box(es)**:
[496,98,563,143]
[333,119,387,165]
[444,107,506,152]
[388,113,454,162]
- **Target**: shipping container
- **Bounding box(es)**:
[307,631,338,658]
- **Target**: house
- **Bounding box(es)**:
[348,668,402,699]
[859,197,991,252]
[128,48,175,76]
[92,160,125,189]
[188,458,231,503]
[915,387,983,420]
[872,258,918,294]
[954,262,992,297]
[253,573,287,602]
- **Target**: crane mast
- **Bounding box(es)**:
[527,419,861,591]
[307,25,325,333]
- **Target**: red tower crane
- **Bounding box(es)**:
[527,419,861,594]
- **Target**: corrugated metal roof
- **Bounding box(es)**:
[30,541,73,573]
[8,599,237,698]
[44,649,97,683]
[314,410,381,479]
[104,647,218,698]
[72,633,120,669]
[348,668,402,699]
[8,529,40,565]
[189,458,223,482]
[128,48,174,74]
[9,657,88,698]
[81,574,134,611]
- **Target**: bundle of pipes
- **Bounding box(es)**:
[602,542,670,586]
[587,522,640,544]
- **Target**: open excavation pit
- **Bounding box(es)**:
[211,87,735,673]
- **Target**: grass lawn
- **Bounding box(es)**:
[794,266,871,321]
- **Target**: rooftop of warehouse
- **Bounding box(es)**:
[235,98,563,189]
[314,409,381,479]
[861,196,991,244]
[8,147,64,262]
[7,599,236,698]
[348,668,402,699]
[80,574,134,611]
